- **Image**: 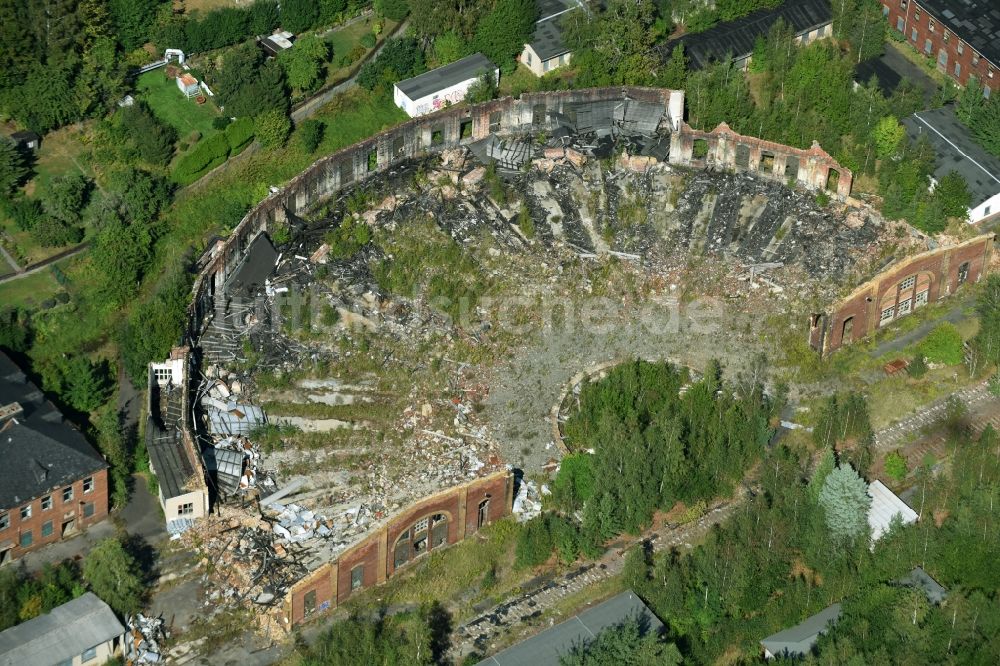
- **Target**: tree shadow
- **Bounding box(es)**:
[424,600,453,664]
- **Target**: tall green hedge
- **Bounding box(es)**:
[225,117,256,155]
[172,133,231,185]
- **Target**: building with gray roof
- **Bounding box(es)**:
[903,105,1000,224]
[393,54,499,118]
[897,566,949,605]
[760,603,842,659]
[0,592,126,666]
[520,0,583,77]
[659,0,833,71]
[477,590,665,666]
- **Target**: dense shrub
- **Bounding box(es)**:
[919,322,964,365]
[172,133,231,185]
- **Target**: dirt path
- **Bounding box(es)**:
[874,379,992,450]
[0,242,87,285]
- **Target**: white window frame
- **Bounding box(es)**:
[880,306,895,323]
[0,513,8,530]
[897,298,912,316]
[899,276,916,291]
[41,495,52,511]
[20,504,31,520]
[178,503,194,516]
[83,477,94,493]
[62,486,73,502]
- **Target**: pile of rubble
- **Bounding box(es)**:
[125,613,166,665]
[180,509,312,636]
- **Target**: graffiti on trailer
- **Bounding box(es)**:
[414,89,468,116]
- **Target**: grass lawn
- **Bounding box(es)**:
[0,262,67,308]
[136,70,221,139]
[24,125,94,198]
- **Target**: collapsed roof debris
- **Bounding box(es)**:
[125,613,167,665]
[178,119,918,636]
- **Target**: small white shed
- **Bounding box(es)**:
[393,53,498,118]
[177,73,199,98]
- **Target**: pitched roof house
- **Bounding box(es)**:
[0,352,109,564]
[760,603,842,659]
[519,0,584,77]
[0,592,126,666]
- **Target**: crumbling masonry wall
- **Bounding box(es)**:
[810,235,994,354]
[669,121,853,199]
[286,471,513,627]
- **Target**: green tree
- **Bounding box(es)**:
[254,109,292,148]
[471,0,535,72]
[433,31,469,65]
[43,173,90,226]
[872,115,904,159]
[119,266,189,384]
[559,617,682,665]
[248,0,280,35]
[932,171,971,220]
[464,70,497,104]
[301,612,433,666]
[281,0,320,33]
[104,169,172,225]
[956,76,986,126]
[566,0,658,86]
[120,102,177,166]
[884,450,908,483]
[357,38,424,90]
[552,454,595,512]
[818,464,871,545]
[918,322,963,365]
[83,538,144,615]
[32,216,83,247]
[808,446,836,502]
[278,34,329,93]
[375,0,409,21]
[61,356,112,413]
[515,515,555,568]
[88,205,152,304]
[0,137,28,196]
[213,43,288,118]
[969,95,1000,157]
[109,0,163,51]
[94,407,131,507]
[658,43,687,89]
[297,119,325,153]
[975,274,1000,365]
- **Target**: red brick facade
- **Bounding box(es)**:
[810,235,993,354]
[1,468,110,562]
[884,1,999,93]
[286,471,513,627]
